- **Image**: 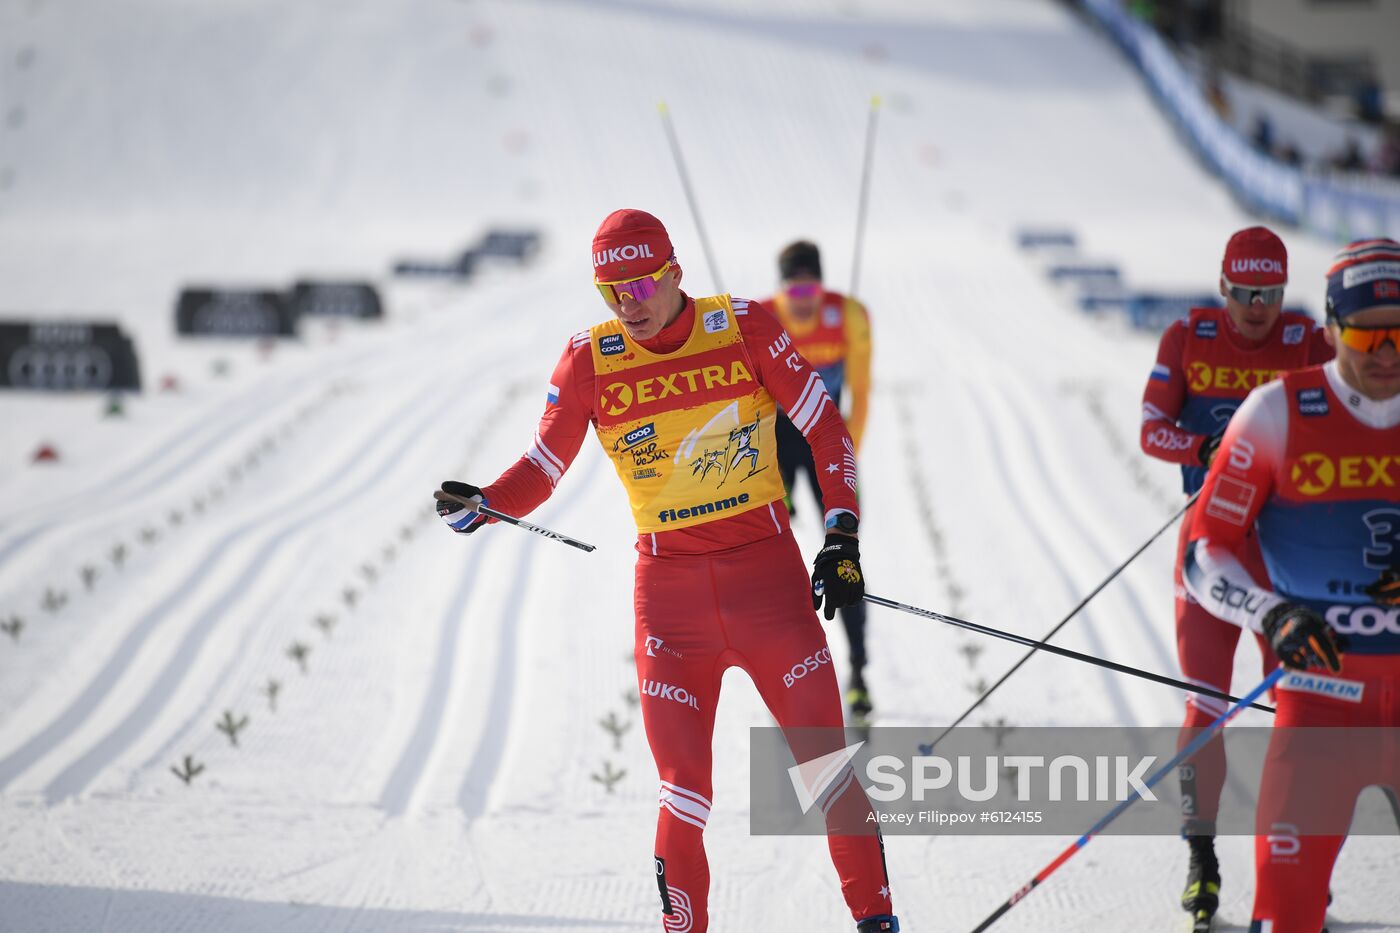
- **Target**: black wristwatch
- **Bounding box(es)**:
[826,511,859,535]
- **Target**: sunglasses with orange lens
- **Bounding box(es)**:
[1335,322,1400,353]
[595,260,673,305]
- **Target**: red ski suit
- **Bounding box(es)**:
[483,294,891,932]
[1185,362,1400,932]
[1141,308,1331,833]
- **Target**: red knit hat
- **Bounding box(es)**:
[592,209,673,282]
[1221,226,1288,286]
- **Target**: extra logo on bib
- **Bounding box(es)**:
[599,361,755,417]
[1289,452,1398,496]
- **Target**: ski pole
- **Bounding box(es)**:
[966,665,1287,933]
[864,593,1272,713]
[657,101,724,293]
[929,492,1201,746]
[434,490,596,553]
[850,95,880,298]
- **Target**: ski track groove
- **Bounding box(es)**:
[959,385,1140,726]
[0,355,496,799]
[989,374,1178,678]
[377,541,488,818]
[456,453,602,818]
[0,340,377,557]
[134,373,537,785]
[937,293,1179,682]
[376,449,602,818]
[0,322,465,733]
[375,374,543,817]
[37,368,461,803]
[0,293,462,573]
[39,358,497,803]
[453,534,538,819]
[923,306,1176,725]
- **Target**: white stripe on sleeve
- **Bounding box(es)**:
[525,432,565,485]
[790,373,833,434]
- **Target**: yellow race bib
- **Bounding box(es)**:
[590,296,785,533]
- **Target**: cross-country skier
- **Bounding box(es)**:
[1138,226,1332,928]
[434,210,898,933]
[726,413,764,480]
[758,241,876,722]
[1184,238,1400,933]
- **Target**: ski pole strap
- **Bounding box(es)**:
[438,491,597,553]
[864,594,1273,714]
[966,665,1287,933]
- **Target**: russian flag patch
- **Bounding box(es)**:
[546,383,559,406]
[1150,363,1171,383]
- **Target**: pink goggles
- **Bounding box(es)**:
[595,260,673,305]
[784,282,823,299]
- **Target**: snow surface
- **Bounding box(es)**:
[0,0,1395,930]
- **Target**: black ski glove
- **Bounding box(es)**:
[1365,569,1400,606]
[1198,433,1224,467]
[435,481,489,535]
[811,533,864,621]
[1261,602,1344,673]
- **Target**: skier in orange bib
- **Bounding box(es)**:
[758,240,875,721]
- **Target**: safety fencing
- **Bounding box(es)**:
[1080,0,1400,242]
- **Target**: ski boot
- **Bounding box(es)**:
[1182,835,1221,931]
[856,915,899,932]
[846,667,874,725]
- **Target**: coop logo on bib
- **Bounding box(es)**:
[1296,388,1329,417]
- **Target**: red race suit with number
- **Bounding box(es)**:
[1140,307,1331,833]
[481,294,891,932]
[1184,361,1400,932]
